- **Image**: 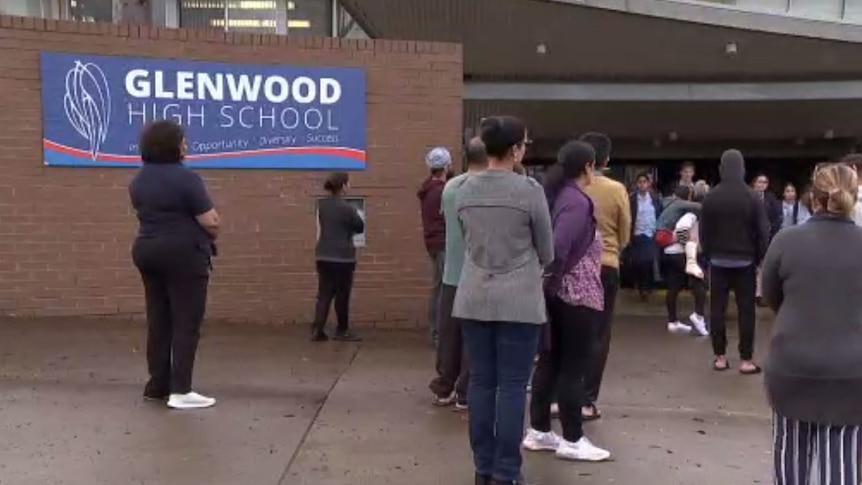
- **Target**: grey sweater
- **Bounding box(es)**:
[452,170,554,324]
[762,214,862,425]
[315,196,365,263]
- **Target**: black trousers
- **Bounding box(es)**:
[313,260,356,334]
[709,264,757,360]
[530,298,597,442]
[133,237,210,396]
[662,253,706,322]
[429,284,469,399]
[583,265,619,406]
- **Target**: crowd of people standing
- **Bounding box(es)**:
[125,117,862,484]
[417,117,862,484]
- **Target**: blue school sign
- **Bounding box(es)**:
[39,52,367,170]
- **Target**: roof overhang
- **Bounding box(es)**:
[344,0,862,82]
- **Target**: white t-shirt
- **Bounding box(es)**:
[664,213,697,255]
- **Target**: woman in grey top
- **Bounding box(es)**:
[312,172,365,342]
[762,163,862,485]
[454,116,554,485]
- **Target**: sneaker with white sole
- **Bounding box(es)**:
[522,428,562,452]
[667,321,693,334]
[555,436,611,462]
[689,313,709,336]
[432,393,456,407]
[167,392,216,410]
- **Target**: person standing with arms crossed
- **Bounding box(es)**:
[429,137,487,408]
[580,132,631,421]
[418,147,452,348]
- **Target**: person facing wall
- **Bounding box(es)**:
[311,172,365,343]
[418,147,452,348]
[762,162,862,485]
[129,120,220,411]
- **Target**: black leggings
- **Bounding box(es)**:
[530,297,598,442]
[313,261,356,334]
[663,253,706,322]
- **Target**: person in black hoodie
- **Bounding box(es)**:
[312,172,365,342]
[418,147,452,348]
[700,150,770,374]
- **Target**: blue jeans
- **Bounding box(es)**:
[463,320,541,482]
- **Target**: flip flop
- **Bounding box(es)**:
[582,403,602,422]
[713,358,730,372]
[740,364,763,375]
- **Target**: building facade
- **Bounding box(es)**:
[0,11,461,326]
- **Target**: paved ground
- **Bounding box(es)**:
[0,299,774,485]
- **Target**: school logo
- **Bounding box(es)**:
[63,61,111,161]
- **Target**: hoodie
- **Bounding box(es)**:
[418,177,446,254]
[700,150,770,264]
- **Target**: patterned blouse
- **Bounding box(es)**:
[558,230,604,312]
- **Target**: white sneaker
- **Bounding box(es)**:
[167,392,216,410]
[550,403,560,418]
[555,436,611,462]
[689,313,709,337]
[523,428,562,452]
[667,321,693,334]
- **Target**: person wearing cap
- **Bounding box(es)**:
[418,147,452,348]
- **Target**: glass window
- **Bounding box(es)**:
[846,0,862,21]
[286,0,330,36]
[69,0,116,22]
[334,0,369,38]
[790,0,843,20]
[178,0,331,34]
[0,0,59,18]
[684,0,789,14]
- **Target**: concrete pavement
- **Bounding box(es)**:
[0,309,773,485]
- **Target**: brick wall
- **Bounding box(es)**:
[0,15,463,327]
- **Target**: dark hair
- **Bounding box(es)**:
[465,137,487,167]
[635,171,651,182]
[841,153,862,172]
[479,116,526,160]
[753,173,769,183]
[681,161,695,171]
[543,140,595,208]
[324,172,349,194]
[674,184,693,200]
[579,132,611,166]
[140,120,185,164]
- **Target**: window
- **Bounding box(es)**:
[334,0,369,38]
[178,0,331,34]
[0,0,59,18]
[68,0,116,22]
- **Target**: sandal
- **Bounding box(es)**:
[582,403,602,422]
[740,364,762,375]
[713,358,730,372]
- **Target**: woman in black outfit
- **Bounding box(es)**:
[129,120,220,411]
[312,172,365,342]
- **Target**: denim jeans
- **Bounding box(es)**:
[463,320,541,482]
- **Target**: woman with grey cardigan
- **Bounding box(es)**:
[762,162,862,485]
[454,116,554,485]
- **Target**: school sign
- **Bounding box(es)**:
[39,52,367,169]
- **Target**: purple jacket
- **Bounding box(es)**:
[546,181,596,294]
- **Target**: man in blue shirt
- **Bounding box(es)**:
[628,172,662,300]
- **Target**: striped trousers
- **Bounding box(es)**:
[773,412,862,485]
